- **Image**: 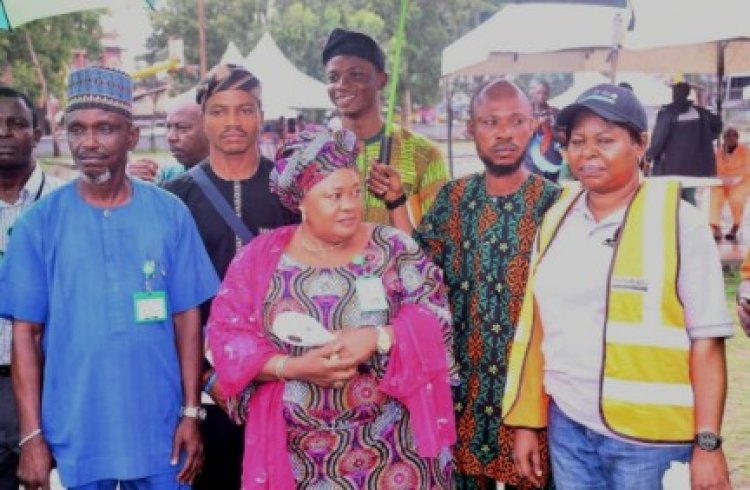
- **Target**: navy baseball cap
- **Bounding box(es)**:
[557,83,648,134]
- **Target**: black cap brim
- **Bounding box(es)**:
[557,101,638,132]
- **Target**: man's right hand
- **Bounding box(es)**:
[513,428,543,488]
[17,436,53,490]
[126,158,159,182]
[736,280,750,336]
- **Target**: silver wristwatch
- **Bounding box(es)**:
[694,431,722,451]
[180,405,207,421]
[375,326,392,355]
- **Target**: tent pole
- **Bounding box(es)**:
[717,41,725,119]
[445,76,454,179]
[609,12,623,83]
[198,0,208,77]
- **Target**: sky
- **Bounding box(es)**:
[100,3,154,72]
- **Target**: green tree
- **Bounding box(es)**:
[265,1,340,81]
[267,0,508,106]
[0,12,102,108]
[150,0,509,107]
[147,0,267,92]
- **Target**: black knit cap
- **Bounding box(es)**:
[321,28,386,71]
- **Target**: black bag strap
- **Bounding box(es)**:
[189,164,254,245]
[33,172,46,202]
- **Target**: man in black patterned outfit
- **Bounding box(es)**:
[164,64,297,490]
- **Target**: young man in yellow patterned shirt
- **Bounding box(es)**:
[322,28,448,232]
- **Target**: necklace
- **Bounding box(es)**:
[298,229,348,254]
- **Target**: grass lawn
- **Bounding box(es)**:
[723,270,750,487]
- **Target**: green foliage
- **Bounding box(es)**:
[361,0,508,104]
[266,1,342,82]
[148,0,509,104]
[147,0,267,92]
[0,12,102,105]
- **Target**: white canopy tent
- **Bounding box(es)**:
[165,43,295,117]
[219,41,246,65]
[616,0,750,74]
[441,2,628,77]
[167,35,332,118]
[549,71,671,107]
[442,0,750,78]
[244,32,333,114]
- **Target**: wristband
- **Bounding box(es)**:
[18,428,42,448]
[385,193,407,210]
[203,371,218,394]
[275,355,290,382]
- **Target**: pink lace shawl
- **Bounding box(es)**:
[207,225,456,489]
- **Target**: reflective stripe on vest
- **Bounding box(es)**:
[601,179,693,443]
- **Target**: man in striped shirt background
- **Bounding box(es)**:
[0,85,61,490]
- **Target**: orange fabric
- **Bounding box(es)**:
[715,144,750,177]
[711,145,750,226]
[709,179,750,226]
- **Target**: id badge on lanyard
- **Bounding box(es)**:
[352,253,389,312]
[133,259,168,323]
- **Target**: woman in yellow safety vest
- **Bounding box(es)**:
[502,84,732,489]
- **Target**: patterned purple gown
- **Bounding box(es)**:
[261,226,456,489]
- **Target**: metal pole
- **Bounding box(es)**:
[198,0,207,77]
[609,12,623,83]
[717,41,725,118]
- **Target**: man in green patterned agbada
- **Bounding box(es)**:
[415,80,560,490]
